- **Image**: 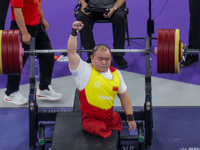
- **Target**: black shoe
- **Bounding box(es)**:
[86,57,91,63]
[180,55,199,68]
[113,56,128,68]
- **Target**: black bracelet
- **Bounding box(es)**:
[127,115,135,121]
[71,29,78,36]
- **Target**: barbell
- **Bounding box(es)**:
[0,29,197,75]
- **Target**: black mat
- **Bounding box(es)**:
[51,112,118,150]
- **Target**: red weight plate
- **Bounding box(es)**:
[13,30,23,74]
[0,30,3,74]
[7,30,15,74]
[162,29,170,73]
[168,29,175,73]
[1,30,9,74]
[157,29,164,73]
[18,30,23,74]
[19,34,23,74]
[19,38,24,73]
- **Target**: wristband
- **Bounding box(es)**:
[71,29,78,36]
[113,6,117,11]
[127,115,135,121]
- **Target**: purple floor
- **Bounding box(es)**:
[0,107,200,150]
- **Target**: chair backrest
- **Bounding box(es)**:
[95,19,110,23]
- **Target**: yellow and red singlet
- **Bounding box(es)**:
[78,66,123,138]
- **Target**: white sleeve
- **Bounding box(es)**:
[69,59,91,90]
[117,69,127,94]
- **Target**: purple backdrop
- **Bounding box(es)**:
[1,0,199,90]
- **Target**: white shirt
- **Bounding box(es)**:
[70,59,127,93]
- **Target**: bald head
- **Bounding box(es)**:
[91,44,111,56]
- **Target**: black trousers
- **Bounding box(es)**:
[188,0,200,52]
[5,20,54,95]
[0,0,10,29]
[76,7,126,57]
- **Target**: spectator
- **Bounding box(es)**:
[76,0,128,68]
[180,0,199,67]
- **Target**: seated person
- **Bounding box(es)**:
[180,0,199,67]
[67,21,136,138]
[76,0,128,68]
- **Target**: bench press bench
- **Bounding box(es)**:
[51,112,119,150]
[51,89,119,150]
[50,89,145,150]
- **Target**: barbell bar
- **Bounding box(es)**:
[24,49,149,54]
[0,29,199,75]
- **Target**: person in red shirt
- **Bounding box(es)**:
[4,0,62,105]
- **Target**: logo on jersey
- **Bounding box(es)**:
[99,95,113,100]
[94,81,101,88]
[34,0,42,15]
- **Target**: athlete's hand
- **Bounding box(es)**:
[72,21,84,31]
[128,120,137,131]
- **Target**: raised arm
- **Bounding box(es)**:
[118,90,137,131]
[67,21,84,70]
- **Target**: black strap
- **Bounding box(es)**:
[70,29,78,36]
[127,115,135,121]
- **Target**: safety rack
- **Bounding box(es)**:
[28,37,153,150]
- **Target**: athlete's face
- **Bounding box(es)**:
[91,48,111,73]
